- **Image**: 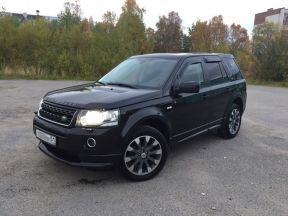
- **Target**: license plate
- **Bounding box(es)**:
[36,129,56,146]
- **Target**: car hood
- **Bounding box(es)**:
[44,83,162,109]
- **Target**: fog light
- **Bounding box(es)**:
[87,138,96,148]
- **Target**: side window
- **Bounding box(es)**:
[224,58,239,75]
[219,63,228,78]
[205,62,223,82]
[180,63,204,84]
[223,58,243,79]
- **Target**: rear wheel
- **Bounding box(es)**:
[120,125,168,181]
[219,103,242,139]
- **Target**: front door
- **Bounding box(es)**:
[169,57,211,142]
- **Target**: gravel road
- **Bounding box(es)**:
[0,80,287,216]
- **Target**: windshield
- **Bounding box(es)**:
[99,57,178,89]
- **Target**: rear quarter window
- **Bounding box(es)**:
[223,58,243,80]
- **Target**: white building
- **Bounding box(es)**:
[254,8,288,29]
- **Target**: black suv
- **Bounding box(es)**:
[33,53,246,181]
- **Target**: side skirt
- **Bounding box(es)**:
[177,124,221,143]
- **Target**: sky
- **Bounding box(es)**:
[0,0,286,35]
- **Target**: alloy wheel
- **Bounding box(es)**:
[228,108,241,135]
[124,135,162,176]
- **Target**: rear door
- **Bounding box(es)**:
[201,56,231,123]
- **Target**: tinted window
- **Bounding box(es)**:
[205,62,223,81]
[99,58,178,89]
[180,63,204,84]
[223,58,240,75]
[220,63,228,78]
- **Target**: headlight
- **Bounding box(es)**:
[76,109,119,127]
[38,99,43,115]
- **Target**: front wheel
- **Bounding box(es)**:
[120,125,168,181]
[219,103,242,139]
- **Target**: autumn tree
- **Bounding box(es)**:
[116,0,151,58]
[1,0,286,83]
[209,15,228,52]
[228,23,249,54]
[252,22,288,81]
[15,19,51,73]
[80,18,90,31]
[227,23,251,77]
[0,15,17,70]
[92,11,119,75]
[58,0,81,29]
[146,27,155,53]
[154,11,182,52]
[190,15,228,52]
[190,20,210,52]
[102,11,116,33]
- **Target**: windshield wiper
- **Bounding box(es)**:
[95,81,106,86]
[106,82,137,89]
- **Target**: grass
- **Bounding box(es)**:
[247,79,288,88]
[0,66,101,81]
[0,73,97,81]
[1,71,288,88]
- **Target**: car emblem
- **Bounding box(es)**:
[61,115,68,121]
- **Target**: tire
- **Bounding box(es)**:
[218,103,242,139]
[120,125,168,181]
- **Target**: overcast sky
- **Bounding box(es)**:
[1,0,286,35]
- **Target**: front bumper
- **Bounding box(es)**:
[33,115,122,167]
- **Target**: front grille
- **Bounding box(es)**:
[39,101,77,126]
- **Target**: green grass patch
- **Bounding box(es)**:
[247,79,288,88]
[1,71,288,88]
[0,73,97,81]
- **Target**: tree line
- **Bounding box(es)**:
[0,0,287,81]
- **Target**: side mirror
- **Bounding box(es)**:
[174,81,200,94]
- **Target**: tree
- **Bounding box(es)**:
[154,11,182,52]
[228,23,249,55]
[0,6,7,17]
[145,27,155,52]
[102,11,116,33]
[227,23,251,77]
[91,11,119,75]
[0,15,17,70]
[88,16,94,29]
[116,0,151,58]
[121,0,145,20]
[190,20,210,52]
[252,22,288,81]
[80,18,90,31]
[190,15,228,52]
[58,0,81,29]
[180,32,191,52]
[209,15,228,52]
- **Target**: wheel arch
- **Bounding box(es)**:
[232,97,244,114]
[121,107,171,143]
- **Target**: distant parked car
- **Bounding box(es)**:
[33,53,247,181]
